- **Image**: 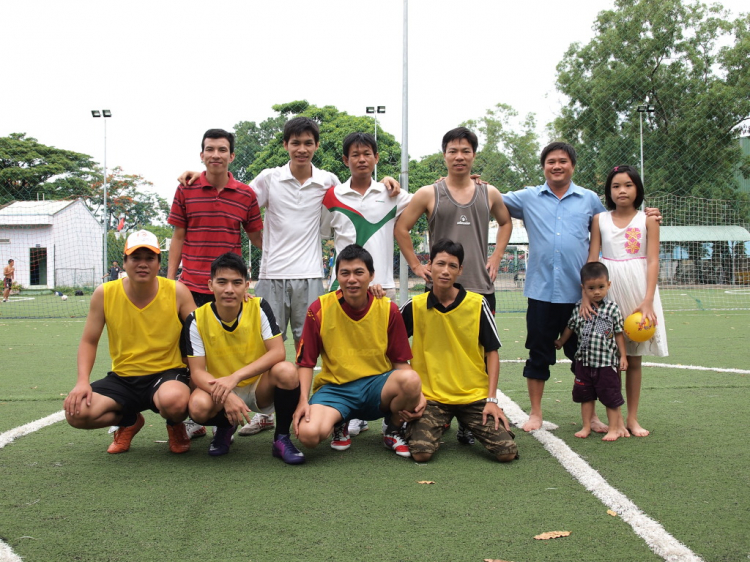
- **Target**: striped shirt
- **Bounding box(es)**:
[567,298,624,368]
[168,172,262,294]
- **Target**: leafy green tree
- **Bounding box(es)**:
[463,103,543,189]
[0,133,97,204]
[248,101,402,183]
[86,166,170,230]
[552,0,750,222]
[230,115,286,183]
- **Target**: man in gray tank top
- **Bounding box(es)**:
[395,127,512,314]
[395,127,513,446]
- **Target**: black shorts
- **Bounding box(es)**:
[191,291,215,307]
[3,277,11,290]
[571,361,624,409]
[90,368,189,415]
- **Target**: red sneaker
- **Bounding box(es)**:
[107,413,145,454]
[166,422,191,454]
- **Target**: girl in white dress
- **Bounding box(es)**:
[588,165,668,437]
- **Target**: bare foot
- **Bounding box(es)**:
[602,428,630,442]
[575,427,590,439]
[590,418,609,434]
[523,414,543,432]
[627,422,650,437]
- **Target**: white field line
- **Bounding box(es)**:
[500,358,750,375]
[0,410,65,562]
[497,390,703,562]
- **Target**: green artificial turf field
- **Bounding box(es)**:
[1,309,748,561]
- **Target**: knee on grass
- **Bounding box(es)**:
[411,451,433,463]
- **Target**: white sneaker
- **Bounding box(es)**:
[238,413,275,436]
[383,432,411,457]
[348,419,369,436]
[185,420,207,439]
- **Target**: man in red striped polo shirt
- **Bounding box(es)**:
[167,129,263,307]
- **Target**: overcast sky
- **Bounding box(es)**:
[2,0,746,204]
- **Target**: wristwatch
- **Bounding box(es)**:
[486,397,499,404]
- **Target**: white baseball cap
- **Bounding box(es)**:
[124,230,160,255]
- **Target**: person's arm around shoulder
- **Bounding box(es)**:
[634,215,661,325]
[486,187,513,283]
[177,170,201,186]
[167,227,186,280]
[380,176,401,197]
[394,185,434,282]
[64,285,106,417]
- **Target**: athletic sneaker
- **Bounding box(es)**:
[331,423,351,451]
[208,425,237,457]
[272,434,306,465]
[211,426,235,443]
[383,431,411,458]
[348,419,369,436]
[238,413,275,436]
[456,423,475,445]
[184,420,207,439]
[107,413,145,454]
[166,422,191,454]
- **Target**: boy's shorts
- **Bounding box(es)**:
[309,372,393,421]
[406,400,518,458]
[91,368,190,415]
[255,278,325,342]
[571,361,624,409]
[234,374,274,415]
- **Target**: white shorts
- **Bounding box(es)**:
[234,375,275,415]
[255,278,325,342]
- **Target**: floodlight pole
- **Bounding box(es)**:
[92,110,112,276]
[399,0,409,306]
[366,106,386,180]
[636,104,655,186]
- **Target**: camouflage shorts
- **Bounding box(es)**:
[406,401,518,459]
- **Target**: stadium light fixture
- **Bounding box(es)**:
[636,104,655,191]
[365,105,385,180]
[92,109,112,275]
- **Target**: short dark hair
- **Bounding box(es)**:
[442,127,478,153]
[202,129,235,153]
[540,142,577,168]
[283,117,320,143]
[336,244,374,275]
[580,261,609,283]
[604,165,645,210]
[343,132,378,157]
[8,259,13,264]
[430,238,464,267]
[211,252,248,280]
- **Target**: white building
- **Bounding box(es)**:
[0,200,103,289]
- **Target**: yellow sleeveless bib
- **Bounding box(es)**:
[313,292,392,393]
[411,291,487,404]
[194,299,267,387]
[103,277,185,377]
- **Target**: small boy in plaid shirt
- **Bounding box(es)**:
[555,262,629,442]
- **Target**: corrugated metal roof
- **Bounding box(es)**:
[660,225,750,242]
[0,200,80,226]
[0,200,76,216]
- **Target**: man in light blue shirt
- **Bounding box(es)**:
[503,142,606,432]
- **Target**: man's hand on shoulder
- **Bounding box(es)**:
[177,171,201,186]
[381,176,401,197]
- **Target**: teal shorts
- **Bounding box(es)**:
[309,371,393,421]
